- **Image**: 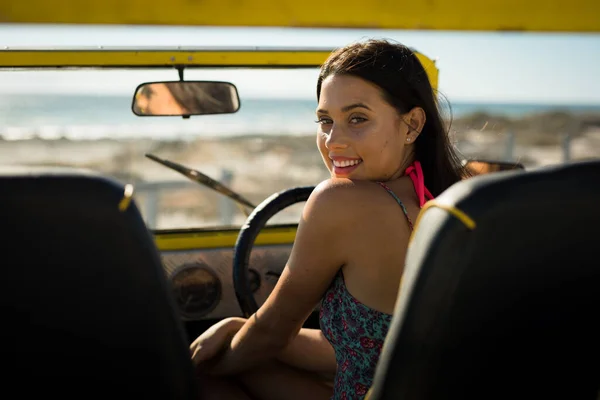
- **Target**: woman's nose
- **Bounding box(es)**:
[325,124,349,150]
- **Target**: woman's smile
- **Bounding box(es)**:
[330,156,363,176]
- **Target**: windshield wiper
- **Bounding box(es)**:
[145,153,256,216]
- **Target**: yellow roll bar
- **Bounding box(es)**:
[1,0,598,32]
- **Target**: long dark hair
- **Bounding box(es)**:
[317,39,466,196]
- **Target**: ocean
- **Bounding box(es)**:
[1,93,599,141]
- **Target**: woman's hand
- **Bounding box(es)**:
[190,317,246,368]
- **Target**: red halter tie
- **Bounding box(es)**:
[405,161,434,208]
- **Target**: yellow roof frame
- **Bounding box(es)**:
[1,0,599,32]
[0,48,439,91]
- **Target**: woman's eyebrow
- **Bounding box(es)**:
[316,102,372,114]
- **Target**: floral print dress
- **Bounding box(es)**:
[319,169,427,400]
[319,271,393,399]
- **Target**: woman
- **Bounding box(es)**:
[190,39,466,400]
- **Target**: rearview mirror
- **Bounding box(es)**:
[463,159,525,176]
[132,81,240,117]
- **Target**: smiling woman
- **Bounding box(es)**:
[316,40,465,195]
[189,39,466,400]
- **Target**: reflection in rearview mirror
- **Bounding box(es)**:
[132,81,240,117]
[464,159,525,176]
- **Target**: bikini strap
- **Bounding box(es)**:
[405,161,434,208]
[376,160,434,230]
[377,181,414,230]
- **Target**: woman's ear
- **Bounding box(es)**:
[403,107,426,143]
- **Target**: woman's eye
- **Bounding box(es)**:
[350,117,366,124]
[315,118,332,125]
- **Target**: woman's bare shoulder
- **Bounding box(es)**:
[312,178,394,201]
[304,178,394,222]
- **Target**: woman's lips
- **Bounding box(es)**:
[330,157,363,176]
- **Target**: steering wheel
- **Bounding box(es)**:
[232,186,315,317]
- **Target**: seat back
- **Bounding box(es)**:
[0,168,197,399]
[370,161,600,399]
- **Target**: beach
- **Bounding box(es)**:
[2,110,600,229]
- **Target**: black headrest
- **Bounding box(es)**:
[370,160,600,400]
[0,168,197,399]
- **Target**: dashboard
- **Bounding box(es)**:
[156,226,295,321]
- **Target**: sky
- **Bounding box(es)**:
[0,24,599,104]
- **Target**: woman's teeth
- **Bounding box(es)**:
[333,159,362,168]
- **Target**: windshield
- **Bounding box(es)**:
[2,37,599,230]
[0,67,328,229]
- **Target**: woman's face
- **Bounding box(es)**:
[316,74,422,181]
[136,83,186,115]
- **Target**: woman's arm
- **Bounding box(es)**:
[204,179,357,376]
[277,328,337,374]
